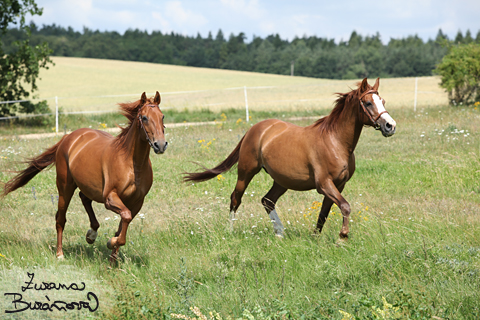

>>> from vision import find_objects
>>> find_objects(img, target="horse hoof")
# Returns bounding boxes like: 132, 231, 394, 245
107, 238, 113, 250
107, 237, 117, 250
86, 229, 98, 244
275, 233, 284, 239
57, 254, 64, 260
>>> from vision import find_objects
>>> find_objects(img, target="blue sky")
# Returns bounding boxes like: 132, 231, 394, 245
29, 0, 479, 43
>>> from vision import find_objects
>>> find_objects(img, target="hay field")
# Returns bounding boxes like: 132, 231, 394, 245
35, 57, 448, 113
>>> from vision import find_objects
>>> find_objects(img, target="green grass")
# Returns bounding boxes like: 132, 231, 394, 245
0, 107, 329, 136
0, 103, 479, 319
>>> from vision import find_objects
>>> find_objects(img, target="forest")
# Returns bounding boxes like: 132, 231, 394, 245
3, 23, 480, 80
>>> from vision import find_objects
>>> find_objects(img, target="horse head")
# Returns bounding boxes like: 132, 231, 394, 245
358, 78, 396, 137
138, 91, 168, 154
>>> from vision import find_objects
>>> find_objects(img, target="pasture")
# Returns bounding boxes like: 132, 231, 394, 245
0, 58, 479, 319
0, 103, 479, 319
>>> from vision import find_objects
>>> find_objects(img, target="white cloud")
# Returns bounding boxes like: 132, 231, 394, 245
163, 1, 208, 34
220, 0, 265, 19
151, 11, 172, 33
28, 0, 480, 42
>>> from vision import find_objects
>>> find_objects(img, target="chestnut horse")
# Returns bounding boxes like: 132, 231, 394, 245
184, 78, 396, 239
2, 92, 167, 260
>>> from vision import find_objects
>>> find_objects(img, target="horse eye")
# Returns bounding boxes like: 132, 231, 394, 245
142, 115, 148, 122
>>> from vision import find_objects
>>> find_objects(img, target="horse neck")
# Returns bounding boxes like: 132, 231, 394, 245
124, 120, 151, 168
334, 99, 364, 155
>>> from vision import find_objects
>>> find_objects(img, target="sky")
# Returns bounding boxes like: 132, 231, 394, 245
28, 0, 480, 44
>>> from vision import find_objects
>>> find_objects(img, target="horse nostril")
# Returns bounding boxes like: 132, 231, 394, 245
386, 122, 392, 130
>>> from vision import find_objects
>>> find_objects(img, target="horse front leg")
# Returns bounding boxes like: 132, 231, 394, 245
315, 196, 334, 234
79, 192, 100, 244
317, 179, 351, 239
104, 192, 132, 257
315, 183, 346, 234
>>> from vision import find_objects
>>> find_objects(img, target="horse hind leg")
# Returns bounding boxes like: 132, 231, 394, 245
55, 181, 76, 259
229, 180, 246, 230
261, 182, 287, 238
229, 165, 260, 230
79, 192, 100, 244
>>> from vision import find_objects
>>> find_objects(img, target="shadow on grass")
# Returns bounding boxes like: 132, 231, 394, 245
0, 231, 150, 268
62, 241, 151, 268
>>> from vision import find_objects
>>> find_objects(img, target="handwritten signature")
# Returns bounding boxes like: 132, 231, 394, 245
3, 272, 98, 314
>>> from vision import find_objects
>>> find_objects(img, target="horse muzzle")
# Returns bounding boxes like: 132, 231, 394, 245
378, 114, 397, 137
379, 119, 396, 137
153, 140, 168, 154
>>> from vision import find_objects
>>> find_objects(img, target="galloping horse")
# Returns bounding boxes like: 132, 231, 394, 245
2, 92, 167, 260
184, 78, 396, 239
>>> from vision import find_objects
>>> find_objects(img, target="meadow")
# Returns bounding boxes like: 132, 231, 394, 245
0, 101, 479, 319
0, 58, 479, 319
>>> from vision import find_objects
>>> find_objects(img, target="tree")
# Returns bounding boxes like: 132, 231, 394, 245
0, 0, 52, 117
435, 43, 480, 105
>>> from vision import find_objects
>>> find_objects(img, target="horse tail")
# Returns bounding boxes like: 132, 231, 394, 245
184, 136, 245, 182
2, 137, 65, 197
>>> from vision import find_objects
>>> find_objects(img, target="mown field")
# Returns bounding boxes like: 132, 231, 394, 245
33, 57, 445, 112
0, 88, 479, 320
2, 56, 447, 136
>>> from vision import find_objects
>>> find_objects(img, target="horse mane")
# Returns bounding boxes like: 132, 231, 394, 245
313, 81, 367, 133
113, 97, 153, 152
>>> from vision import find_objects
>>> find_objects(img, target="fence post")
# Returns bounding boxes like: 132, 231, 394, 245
55, 96, 58, 134
244, 86, 249, 122
414, 77, 418, 112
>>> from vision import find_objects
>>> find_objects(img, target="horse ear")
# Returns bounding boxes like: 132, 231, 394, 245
154, 91, 161, 104
360, 78, 369, 92
140, 92, 147, 105
372, 78, 380, 91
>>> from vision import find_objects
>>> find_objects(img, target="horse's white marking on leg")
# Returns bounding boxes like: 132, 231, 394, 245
269, 209, 285, 238
229, 210, 237, 231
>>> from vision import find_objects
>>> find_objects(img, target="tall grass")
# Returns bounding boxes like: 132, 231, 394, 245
0, 104, 479, 319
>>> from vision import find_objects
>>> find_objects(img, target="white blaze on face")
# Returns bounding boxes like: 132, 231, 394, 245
372, 94, 396, 126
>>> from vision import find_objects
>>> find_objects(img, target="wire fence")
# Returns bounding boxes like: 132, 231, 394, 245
0, 77, 447, 133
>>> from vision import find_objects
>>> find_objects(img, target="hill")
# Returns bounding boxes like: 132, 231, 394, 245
37, 57, 446, 113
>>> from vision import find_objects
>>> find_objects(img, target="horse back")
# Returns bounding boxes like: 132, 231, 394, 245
56, 128, 115, 203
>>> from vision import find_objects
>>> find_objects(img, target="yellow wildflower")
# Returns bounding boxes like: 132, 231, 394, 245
339, 309, 355, 320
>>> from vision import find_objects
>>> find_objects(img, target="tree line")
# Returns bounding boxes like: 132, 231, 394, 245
3, 23, 479, 80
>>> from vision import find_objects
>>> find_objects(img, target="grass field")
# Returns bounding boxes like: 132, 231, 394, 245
0, 87, 479, 320
30, 57, 446, 112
